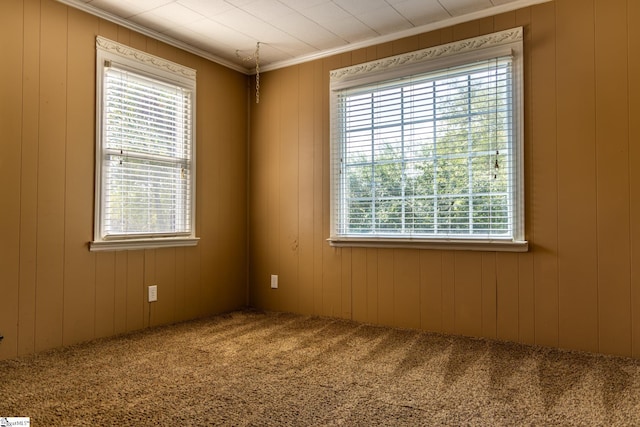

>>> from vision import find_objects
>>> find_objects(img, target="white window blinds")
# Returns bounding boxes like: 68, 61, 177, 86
102, 65, 193, 238
329, 28, 525, 249
92, 37, 197, 250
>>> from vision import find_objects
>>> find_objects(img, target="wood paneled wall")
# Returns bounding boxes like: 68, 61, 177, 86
0, 0, 248, 361
248, 0, 640, 358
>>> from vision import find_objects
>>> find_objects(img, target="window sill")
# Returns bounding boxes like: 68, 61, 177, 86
89, 237, 199, 252
328, 237, 528, 252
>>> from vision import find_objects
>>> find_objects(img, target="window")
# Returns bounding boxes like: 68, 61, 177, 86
91, 37, 198, 251
329, 28, 527, 251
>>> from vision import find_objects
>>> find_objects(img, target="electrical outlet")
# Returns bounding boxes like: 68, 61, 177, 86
270, 275, 278, 289
148, 285, 158, 302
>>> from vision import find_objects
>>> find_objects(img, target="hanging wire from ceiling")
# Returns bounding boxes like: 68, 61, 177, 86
236, 42, 261, 104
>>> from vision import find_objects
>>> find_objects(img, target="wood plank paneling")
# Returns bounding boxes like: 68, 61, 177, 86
442, 252, 455, 334
454, 252, 482, 337
341, 248, 352, 319
518, 254, 535, 345
268, 71, 284, 311
478, 17, 494, 35
213, 64, 233, 314
63, 7, 97, 347
420, 251, 442, 331
452, 20, 480, 40
95, 252, 116, 337
493, 11, 516, 31
1, 0, 248, 361
377, 249, 394, 325
214, 67, 246, 312
195, 59, 219, 314
17, 0, 40, 357
114, 252, 128, 334
126, 252, 144, 331
298, 61, 315, 315
394, 250, 420, 329
143, 250, 156, 327
312, 60, 325, 317
351, 248, 368, 322
249, 72, 271, 309
496, 253, 519, 342
366, 248, 379, 324
515, 5, 535, 348
35, 0, 67, 352
0, 0, 23, 360
481, 253, 497, 338
630, 0, 640, 359
174, 247, 186, 321
156, 249, 176, 326
594, 0, 631, 356
530, 0, 559, 349
7, 0, 640, 361
279, 66, 300, 312
419, 29, 441, 50
392, 36, 419, 55
241, 0, 640, 360
183, 246, 201, 320
321, 55, 342, 317
556, 0, 599, 353
232, 70, 248, 309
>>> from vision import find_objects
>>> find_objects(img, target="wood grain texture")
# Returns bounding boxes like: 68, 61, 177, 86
594, 0, 631, 357
0, 0, 23, 360
394, 250, 420, 329
453, 252, 482, 337
17, 0, 41, 357
630, 0, 640, 359
63, 8, 98, 347
279, 66, 300, 313
0, 0, 247, 361
298, 61, 316, 315
35, 0, 67, 352
556, 0, 599, 353
530, 0, 559, 349
420, 251, 442, 332
5, 0, 640, 361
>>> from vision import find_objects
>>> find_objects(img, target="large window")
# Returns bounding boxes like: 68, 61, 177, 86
330, 28, 526, 251
91, 37, 197, 251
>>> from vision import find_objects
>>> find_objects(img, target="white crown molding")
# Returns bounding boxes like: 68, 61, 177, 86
97, 36, 197, 79
59, 0, 549, 75
330, 27, 522, 82
259, 0, 548, 73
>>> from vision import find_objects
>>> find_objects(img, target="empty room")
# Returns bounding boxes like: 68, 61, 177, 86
2, 0, 640, 424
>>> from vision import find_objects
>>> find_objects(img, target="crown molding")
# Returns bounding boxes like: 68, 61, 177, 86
58, 0, 550, 75
96, 36, 197, 79
259, 0, 548, 73
330, 27, 522, 82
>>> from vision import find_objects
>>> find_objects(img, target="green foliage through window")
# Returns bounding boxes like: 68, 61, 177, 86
336, 57, 515, 239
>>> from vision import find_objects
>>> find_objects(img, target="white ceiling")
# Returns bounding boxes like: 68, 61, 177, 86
60, 0, 550, 73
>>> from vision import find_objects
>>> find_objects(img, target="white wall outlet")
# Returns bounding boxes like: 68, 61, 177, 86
148, 285, 158, 302
270, 275, 278, 289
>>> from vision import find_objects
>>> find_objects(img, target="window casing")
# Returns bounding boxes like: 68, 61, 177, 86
330, 28, 527, 251
91, 37, 197, 251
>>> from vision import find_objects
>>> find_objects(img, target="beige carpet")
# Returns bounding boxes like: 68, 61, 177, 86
1, 309, 640, 426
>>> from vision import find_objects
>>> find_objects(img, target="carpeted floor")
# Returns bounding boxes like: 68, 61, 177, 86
1, 309, 640, 426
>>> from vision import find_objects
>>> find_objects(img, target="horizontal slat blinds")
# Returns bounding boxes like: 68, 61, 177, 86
102, 65, 193, 238
333, 56, 516, 240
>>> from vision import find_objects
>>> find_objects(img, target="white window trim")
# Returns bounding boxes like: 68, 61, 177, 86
329, 27, 527, 252
90, 36, 198, 252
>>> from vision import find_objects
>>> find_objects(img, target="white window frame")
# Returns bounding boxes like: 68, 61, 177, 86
90, 36, 198, 251
329, 28, 527, 252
